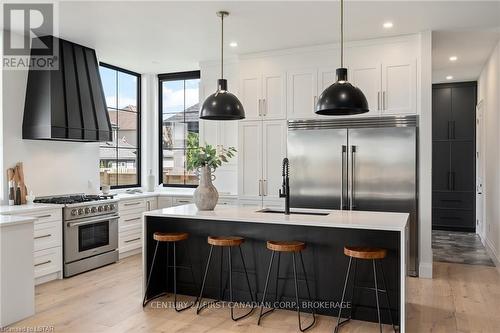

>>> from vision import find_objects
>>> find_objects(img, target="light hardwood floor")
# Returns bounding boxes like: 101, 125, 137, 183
9, 255, 500, 332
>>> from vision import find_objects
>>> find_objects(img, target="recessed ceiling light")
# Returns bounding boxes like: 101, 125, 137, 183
446, 75, 453, 80
229, 41, 238, 47
449, 56, 458, 62
383, 22, 393, 29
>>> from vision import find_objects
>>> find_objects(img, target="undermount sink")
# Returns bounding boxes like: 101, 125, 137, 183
256, 208, 330, 216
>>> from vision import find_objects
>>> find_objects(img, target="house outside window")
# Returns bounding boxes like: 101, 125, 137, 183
99, 63, 141, 188
158, 71, 200, 187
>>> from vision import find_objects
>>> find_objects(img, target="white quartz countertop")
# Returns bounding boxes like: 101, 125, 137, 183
0, 214, 36, 227
144, 204, 409, 232
0, 203, 64, 215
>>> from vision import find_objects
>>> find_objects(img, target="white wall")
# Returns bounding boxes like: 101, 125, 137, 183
1, 32, 101, 203
478, 40, 500, 263
418, 31, 433, 278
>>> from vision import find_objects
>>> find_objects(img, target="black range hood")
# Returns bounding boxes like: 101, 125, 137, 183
23, 36, 112, 142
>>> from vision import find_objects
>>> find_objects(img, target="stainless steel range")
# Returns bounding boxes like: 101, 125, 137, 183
34, 194, 119, 277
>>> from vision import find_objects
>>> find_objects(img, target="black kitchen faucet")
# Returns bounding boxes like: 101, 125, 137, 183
279, 157, 290, 215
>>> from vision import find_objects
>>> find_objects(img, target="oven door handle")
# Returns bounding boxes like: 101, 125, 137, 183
67, 214, 119, 228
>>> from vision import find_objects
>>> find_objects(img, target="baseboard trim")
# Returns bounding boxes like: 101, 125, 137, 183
419, 261, 433, 278
483, 237, 500, 269
119, 247, 141, 260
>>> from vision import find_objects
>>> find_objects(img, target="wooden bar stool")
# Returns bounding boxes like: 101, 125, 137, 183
258, 240, 316, 332
335, 246, 396, 333
196, 236, 255, 321
142, 232, 196, 312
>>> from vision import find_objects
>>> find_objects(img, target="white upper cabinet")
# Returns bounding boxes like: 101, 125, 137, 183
240, 76, 262, 120
262, 72, 286, 120
238, 121, 263, 198
381, 60, 416, 115
262, 120, 287, 198
240, 69, 286, 121
349, 63, 382, 116
287, 68, 318, 120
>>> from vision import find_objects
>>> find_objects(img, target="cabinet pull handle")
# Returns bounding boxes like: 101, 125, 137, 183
124, 237, 141, 243
34, 234, 52, 240
36, 214, 51, 219
258, 180, 262, 196
258, 99, 262, 116
124, 202, 141, 206
263, 180, 267, 196
35, 260, 52, 267
377, 92, 381, 111
382, 91, 386, 110
263, 98, 267, 116
124, 217, 141, 222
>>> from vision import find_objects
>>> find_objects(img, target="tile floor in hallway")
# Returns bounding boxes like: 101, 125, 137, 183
432, 230, 495, 266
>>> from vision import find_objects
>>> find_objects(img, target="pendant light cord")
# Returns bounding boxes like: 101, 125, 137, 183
340, 0, 344, 68
221, 13, 224, 79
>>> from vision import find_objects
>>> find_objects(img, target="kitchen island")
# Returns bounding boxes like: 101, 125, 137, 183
143, 204, 409, 331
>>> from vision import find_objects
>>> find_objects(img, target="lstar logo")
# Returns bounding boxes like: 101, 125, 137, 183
3, 3, 53, 55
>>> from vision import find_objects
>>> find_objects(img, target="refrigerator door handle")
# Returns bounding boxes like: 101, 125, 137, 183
350, 145, 357, 210
341, 145, 347, 210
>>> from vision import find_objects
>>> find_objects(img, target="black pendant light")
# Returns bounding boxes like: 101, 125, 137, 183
315, 0, 368, 116
200, 11, 245, 120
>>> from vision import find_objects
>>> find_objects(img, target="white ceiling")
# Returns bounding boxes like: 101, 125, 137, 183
18, 1, 500, 74
432, 30, 500, 84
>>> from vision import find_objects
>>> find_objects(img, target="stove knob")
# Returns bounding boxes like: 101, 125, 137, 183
103, 205, 109, 211
98, 206, 103, 212
85, 207, 91, 214
71, 209, 77, 216
78, 208, 84, 215
91, 207, 97, 213
109, 204, 115, 210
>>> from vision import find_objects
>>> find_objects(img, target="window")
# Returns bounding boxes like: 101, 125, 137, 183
158, 71, 200, 187
99, 63, 141, 189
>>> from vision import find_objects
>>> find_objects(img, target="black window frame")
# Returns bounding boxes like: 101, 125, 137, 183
158, 70, 201, 188
99, 62, 142, 189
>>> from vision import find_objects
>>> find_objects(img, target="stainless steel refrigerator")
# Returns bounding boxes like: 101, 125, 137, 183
288, 115, 418, 276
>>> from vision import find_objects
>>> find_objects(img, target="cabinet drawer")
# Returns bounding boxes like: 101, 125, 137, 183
119, 229, 142, 253
218, 198, 237, 206
19, 209, 61, 224
34, 220, 62, 251
119, 212, 142, 232
119, 199, 146, 212
433, 192, 474, 210
34, 247, 62, 278
172, 197, 193, 206
432, 209, 474, 230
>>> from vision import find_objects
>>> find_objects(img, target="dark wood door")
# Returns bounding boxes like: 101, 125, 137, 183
432, 141, 450, 191
451, 85, 476, 140
432, 87, 452, 140
450, 141, 475, 192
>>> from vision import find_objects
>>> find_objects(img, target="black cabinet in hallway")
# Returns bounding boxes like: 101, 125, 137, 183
432, 82, 476, 232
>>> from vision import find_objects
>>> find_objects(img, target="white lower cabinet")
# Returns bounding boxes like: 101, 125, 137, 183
158, 196, 173, 209
172, 196, 194, 206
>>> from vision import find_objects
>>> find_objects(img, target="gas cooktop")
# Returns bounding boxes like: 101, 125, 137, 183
34, 194, 115, 205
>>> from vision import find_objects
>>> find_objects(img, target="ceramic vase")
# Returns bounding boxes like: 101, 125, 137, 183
193, 165, 219, 210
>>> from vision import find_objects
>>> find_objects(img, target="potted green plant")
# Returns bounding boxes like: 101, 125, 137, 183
187, 136, 236, 210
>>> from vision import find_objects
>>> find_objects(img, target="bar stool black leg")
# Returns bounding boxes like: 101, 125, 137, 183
143, 240, 168, 307
172, 242, 193, 312
348, 259, 358, 320
258, 250, 275, 324
335, 256, 352, 332
373, 259, 383, 333
292, 252, 315, 332
196, 245, 214, 314
379, 261, 397, 332
229, 246, 255, 321
275, 252, 281, 304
